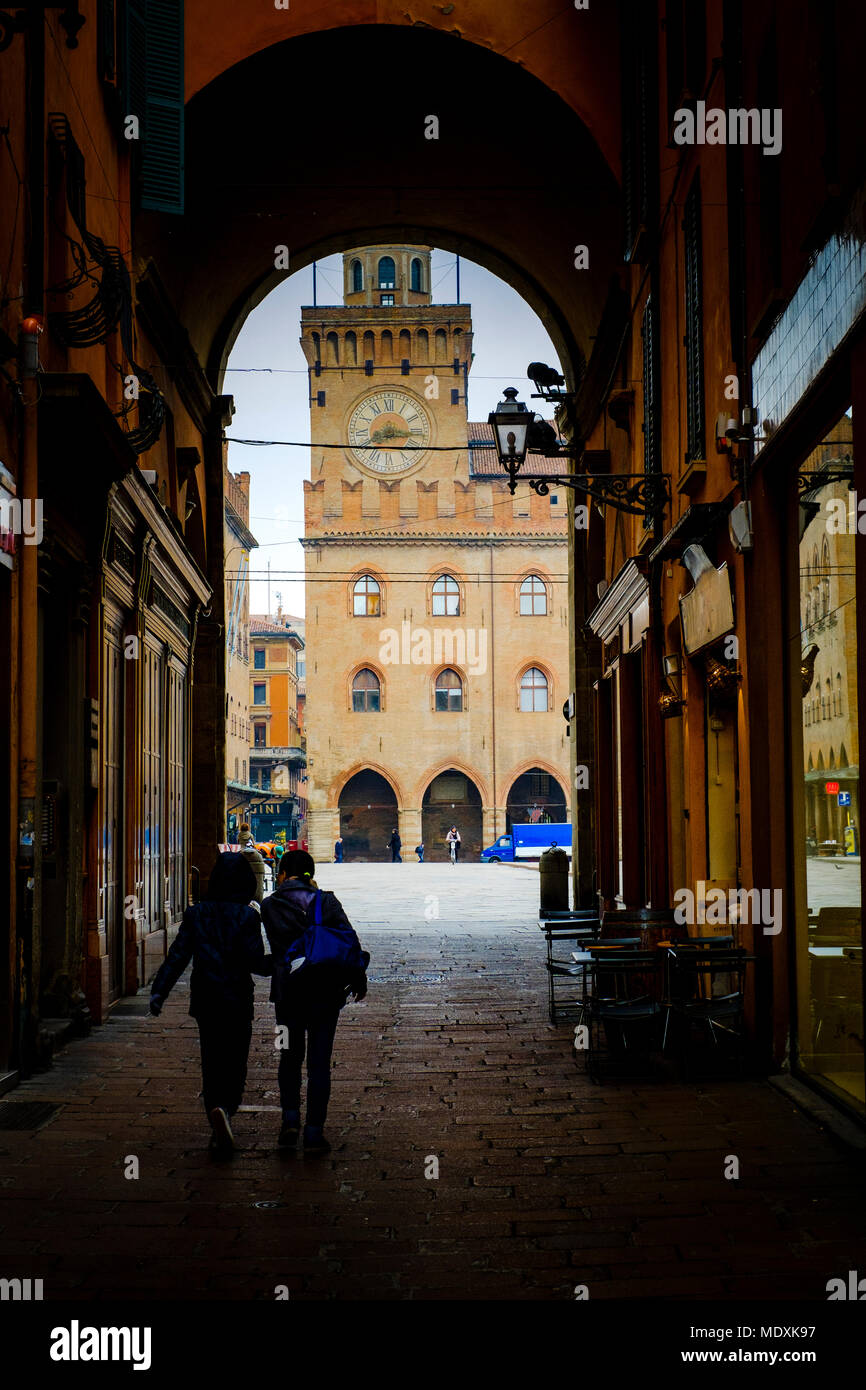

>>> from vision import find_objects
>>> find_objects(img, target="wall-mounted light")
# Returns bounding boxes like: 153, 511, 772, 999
659, 652, 685, 717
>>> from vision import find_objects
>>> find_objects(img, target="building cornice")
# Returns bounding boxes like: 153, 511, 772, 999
301, 533, 568, 547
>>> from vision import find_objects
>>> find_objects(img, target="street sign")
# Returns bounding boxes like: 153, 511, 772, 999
825, 781, 840, 794
838, 791, 851, 807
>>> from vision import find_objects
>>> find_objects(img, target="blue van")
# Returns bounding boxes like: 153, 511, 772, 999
480, 822, 572, 862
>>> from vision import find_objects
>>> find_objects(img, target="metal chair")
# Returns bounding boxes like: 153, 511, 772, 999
584, 950, 662, 1080
662, 946, 754, 1076
543, 920, 601, 1022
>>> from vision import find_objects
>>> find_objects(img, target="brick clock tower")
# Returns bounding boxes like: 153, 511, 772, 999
301, 245, 570, 863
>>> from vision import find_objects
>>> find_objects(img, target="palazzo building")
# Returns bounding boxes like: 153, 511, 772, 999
301, 246, 570, 862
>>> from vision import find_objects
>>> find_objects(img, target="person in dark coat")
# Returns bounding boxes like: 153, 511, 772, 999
388, 828, 402, 863
334, 836, 344, 863
262, 850, 369, 1155
149, 853, 271, 1154
238, 823, 266, 902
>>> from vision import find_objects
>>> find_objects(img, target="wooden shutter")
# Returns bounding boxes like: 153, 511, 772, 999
683, 176, 705, 462
141, 0, 185, 214
641, 293, 660, 528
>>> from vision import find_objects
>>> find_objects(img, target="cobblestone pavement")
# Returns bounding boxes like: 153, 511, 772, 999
1, 866, 865, 1301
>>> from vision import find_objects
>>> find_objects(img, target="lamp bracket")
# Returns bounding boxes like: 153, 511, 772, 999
513, 462, 671, 518
797, 467, 854, 495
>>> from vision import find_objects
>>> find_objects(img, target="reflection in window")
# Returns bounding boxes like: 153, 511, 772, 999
432, 574, 460, 616
353, 575, 381, 616
352, 668, 381, 712
795, 404, 862, 1114
520, 575, 547, 615
435, 668, 463, 712
520, 667, 549, 711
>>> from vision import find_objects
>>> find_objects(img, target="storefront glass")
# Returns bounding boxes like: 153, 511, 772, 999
792, 406, 864, 1112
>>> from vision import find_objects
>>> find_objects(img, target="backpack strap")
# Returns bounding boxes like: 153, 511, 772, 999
314, 889, 323, 926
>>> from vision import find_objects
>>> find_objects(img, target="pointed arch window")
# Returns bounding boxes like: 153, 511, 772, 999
435, 668, 463, 712
520, 667, 549, 711
432, 574, 460, 616
353, 575, 381, 616
378, 256, 396, 289
519, 574, 547, 615
352, 668, 381, 712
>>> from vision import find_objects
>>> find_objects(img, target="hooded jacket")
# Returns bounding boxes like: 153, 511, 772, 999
150, 853, 271, 1019
261, 878, 369, 1019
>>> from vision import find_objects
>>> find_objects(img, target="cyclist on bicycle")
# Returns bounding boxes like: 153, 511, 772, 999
446, 825, 461, 864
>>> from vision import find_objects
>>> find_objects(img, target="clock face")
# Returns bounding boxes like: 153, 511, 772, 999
347, 390, 432, 472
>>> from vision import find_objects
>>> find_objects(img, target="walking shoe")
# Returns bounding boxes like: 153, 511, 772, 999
303, 1125, 331, 1155
208, 1107, 234, 1152
278, 1109, 300, 1149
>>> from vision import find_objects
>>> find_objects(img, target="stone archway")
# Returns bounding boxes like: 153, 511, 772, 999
506, 767, 568, 830
339, 769, 399, 862
422, 770, 483, 862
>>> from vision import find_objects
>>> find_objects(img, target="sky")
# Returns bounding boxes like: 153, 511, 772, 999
224, 249, 563, 617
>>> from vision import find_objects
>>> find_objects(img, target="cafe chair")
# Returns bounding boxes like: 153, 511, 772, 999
662, 946, 753, 1078
544, 920, 602, 1023
584, 951, 662, 1081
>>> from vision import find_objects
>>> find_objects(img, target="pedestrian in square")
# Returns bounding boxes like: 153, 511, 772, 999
238, 822, 266, 902
334, 835, 344, 863
149, 852, 271, 1154
415, 842, 424, 862
388, 828, 402, 862
262, 850, 369, 1155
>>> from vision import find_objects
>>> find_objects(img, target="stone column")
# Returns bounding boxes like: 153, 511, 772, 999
399, 807, 423, 856
308, 807, 340, 863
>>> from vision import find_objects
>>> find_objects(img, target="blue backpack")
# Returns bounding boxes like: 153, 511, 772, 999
285, 890, 366, 976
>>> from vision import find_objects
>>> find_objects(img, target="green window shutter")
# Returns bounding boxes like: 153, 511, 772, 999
141, 0, 185, 214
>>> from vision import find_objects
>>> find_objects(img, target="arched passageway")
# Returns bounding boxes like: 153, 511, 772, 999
339, 771, 399, 862
506, 769, 568, 830
422, 771, 483, 861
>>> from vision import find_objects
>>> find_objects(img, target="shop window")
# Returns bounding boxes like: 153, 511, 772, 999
435, 668, 463, 712
791, 404, 862, 1114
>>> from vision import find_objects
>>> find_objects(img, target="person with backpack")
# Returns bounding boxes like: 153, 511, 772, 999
262, 849, 369, 1155
149, 852, 271, 1154
387, 828, 402, 863
415, 841, 424, 862
238, 823, 266, 902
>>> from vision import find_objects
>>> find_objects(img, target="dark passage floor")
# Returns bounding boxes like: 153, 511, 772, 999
1, 928, 865, 1301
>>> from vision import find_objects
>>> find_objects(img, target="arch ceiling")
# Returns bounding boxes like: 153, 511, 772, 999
137, 24, 621, 390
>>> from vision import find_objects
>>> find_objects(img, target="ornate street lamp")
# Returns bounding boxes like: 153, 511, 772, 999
489, 379, 671, 519
488, 388, 531, 492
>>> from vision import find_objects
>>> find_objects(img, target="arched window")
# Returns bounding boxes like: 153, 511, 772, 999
353, 575, 381, 616
378, 255, 396, 289
519, 574, 547, 615
351, 259, 363, 293
345, 330, 357, 366
352, 668, 381, 712
825, 678, 832, 718
326, 332, 339, 366
821, 540, 831, 616
411, 257, 423, 292
432, 574, 460, 616
837, 673, 843, 717
416, 328, 429, 363
520, 667, 549, 712
435, 668, 463, 712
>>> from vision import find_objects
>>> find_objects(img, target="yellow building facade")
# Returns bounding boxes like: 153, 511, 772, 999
302, 247, 570, 862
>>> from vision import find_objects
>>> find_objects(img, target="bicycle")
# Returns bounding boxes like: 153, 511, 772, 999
449, 840, 458, 865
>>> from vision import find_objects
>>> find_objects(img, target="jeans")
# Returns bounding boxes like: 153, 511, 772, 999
197, 1013, 253, 1117
276, 1008, 340, 1127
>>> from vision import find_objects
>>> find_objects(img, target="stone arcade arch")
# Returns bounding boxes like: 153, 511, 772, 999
338, 769, 400, 862
506, 767, 568, 830
422, 770, 484, 862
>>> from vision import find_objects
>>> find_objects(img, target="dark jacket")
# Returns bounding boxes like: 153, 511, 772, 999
150, 853, 271, 1019
261, 879, 368, 1019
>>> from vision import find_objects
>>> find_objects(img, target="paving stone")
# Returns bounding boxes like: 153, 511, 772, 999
0, 864, 864, 1299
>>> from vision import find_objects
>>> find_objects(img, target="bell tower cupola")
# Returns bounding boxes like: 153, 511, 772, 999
343, 245, 433, 308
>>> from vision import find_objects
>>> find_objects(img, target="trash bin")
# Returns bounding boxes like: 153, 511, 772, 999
539, 844, 570, 915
